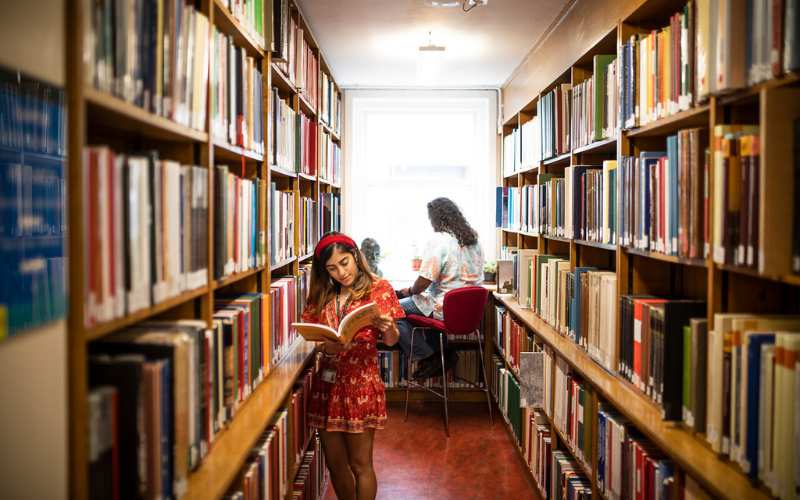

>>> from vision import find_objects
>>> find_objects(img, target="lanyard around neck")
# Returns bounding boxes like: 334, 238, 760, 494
335, 292, 352, 324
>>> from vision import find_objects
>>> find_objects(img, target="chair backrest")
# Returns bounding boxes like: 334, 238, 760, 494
441, 286, 490, 335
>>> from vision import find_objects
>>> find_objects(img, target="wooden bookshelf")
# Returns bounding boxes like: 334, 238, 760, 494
495, 1, 800, 498
67, 0, 344, 496
84, 86, 209, 142
493, 295, 768, 499
183, 341, 315, 500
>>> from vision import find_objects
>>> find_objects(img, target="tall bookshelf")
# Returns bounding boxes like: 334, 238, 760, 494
65, 0, 342, 497
493, 0, 800, 498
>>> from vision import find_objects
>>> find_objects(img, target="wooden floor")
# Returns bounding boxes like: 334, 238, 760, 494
321, 400, 540, 500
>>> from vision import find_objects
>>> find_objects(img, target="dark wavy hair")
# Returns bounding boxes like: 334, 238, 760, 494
306, 231, 374, 317
427, 197, 478, 247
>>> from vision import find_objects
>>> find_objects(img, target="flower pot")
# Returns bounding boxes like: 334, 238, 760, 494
411, 259, 422, 271
483, 272, 496, 283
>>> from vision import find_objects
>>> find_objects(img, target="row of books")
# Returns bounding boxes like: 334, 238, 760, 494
210, 32, 265, 155
375, 348, 485, 389
561, 164, 618, 244
319, 132, 341, 185
270, 90, 297, 172
524, 411, 592, 500
319, 192, 342, 237
597, 403, 675, 500
543, 346, 594, 471
619, 130, 708, 258
0, 77, 67, 156
270, 185, 295, 264
83, 147, 208, 327
269, 274, 306, 367
491, 355, 523, 447
83, 0, 209, 131
620, 3, 696, 129
213, 166, 267, 281
296, 114, 318, 176
711, 125, 760, 267
494, 305, 523, 373
0, 156, 67, 338
298, 196, 318, 257
571, 55, 618, 151
705, 315, 800, 500
289, 445, 324, 500
88, 317, 242, 499
291, 369, 313, 466
618, 296, 706, 421
509, 250, 619, 372
224, 409, 293, 500
320, 72, 341, 134
274, 15, 320, 111
220, 0, 267, 49
494, 184, 539, 235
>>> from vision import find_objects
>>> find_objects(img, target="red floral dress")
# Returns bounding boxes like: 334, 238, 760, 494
301, 277, 404, 433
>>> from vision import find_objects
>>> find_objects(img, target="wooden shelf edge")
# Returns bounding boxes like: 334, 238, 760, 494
271, 62, 297, 94
624, 247, 707, 267
490, 294, 770, 500
572, 135, 618, 155
543, 152, 572, 165
298, 93, 317, 117
540, 407, 594, 481
270, 256, 298, 271
297, 172, 315, 181
182, 341, 316, 500
212, 0, 266, 58
575, 239, 617, 251
84, 86, 209, 142
717, 71, 800, 106
625, 104, 710, 138
84, 285, 210, 341
270, 165, 298, 178
212, 138, 265, 162
544, 234, 571, 244
213, 266, 265, 290
716, 263, 800, 287
321, 122, 341, 142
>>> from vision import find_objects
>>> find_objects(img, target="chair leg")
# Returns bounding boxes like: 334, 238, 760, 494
439, 332, 449, 437
476, 331, 494, 426
404, 327, 416, 423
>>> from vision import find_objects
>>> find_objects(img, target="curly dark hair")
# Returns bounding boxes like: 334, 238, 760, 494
427, 197, 478, 247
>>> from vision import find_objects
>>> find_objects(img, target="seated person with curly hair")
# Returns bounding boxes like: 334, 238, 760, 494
395, 197, 484, 380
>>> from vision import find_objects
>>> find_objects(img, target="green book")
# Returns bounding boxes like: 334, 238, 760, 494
593, 54, 617, 141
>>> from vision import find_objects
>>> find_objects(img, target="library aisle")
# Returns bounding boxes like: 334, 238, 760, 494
322, 402, 538, 499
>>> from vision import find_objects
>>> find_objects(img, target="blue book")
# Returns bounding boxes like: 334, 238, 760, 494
639, 152, 666, 250
656, 459, 675, 499
571, 267, 601, 344
744, 332, 776, 476
597, 409, 607, 493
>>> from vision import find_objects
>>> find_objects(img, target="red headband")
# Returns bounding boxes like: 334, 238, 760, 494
315, 235, 357, 259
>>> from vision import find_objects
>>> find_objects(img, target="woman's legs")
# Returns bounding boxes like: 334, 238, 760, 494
318, 429, 356, 500
344, 428, 377, 500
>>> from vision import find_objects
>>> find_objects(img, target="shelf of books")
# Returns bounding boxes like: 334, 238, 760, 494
495, 0, 800, 498
67, 0, 343, 497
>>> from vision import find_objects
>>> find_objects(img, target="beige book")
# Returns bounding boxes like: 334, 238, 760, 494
293, 302, 380, 344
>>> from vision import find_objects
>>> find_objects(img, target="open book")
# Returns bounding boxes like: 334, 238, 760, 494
292, 302, 381, 344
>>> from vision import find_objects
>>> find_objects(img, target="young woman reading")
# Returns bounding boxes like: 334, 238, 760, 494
299, 231, 403, 500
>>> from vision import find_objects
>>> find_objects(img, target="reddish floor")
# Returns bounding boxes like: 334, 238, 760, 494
321, 400, 539, 500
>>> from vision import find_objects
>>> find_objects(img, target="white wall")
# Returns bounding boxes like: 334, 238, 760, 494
0, 0, 68, 498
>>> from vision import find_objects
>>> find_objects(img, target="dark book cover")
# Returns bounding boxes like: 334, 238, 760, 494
660, 300, 707, 421
89, 354, 146, 500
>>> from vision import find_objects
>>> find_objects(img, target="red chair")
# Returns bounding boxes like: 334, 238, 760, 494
404, 286, 494, 436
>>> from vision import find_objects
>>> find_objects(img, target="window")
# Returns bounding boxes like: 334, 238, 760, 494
344, 90, 497, 281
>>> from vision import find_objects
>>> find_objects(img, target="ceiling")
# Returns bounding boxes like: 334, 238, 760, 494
294, 0, 571, 89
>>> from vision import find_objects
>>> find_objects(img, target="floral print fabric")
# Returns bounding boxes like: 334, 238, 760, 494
412, 232, 484, 320
301, 277, 404, 433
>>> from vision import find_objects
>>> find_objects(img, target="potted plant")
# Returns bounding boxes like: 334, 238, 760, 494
483, 261, 497, 283
411, 240, 422, 271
